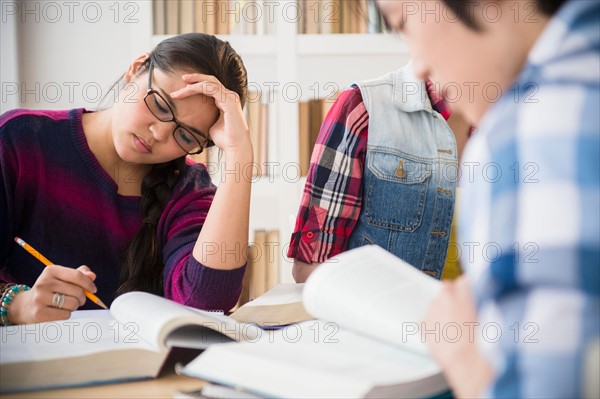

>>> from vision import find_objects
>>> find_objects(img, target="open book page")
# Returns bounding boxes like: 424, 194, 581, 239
182, 321, 446, 399
303, 245, 441, 354
0, 312, 167, 393
110, 292, 261, 351
0, 314, 155, 364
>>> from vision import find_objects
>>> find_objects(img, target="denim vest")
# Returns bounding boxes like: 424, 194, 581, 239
347, 66, 457, 278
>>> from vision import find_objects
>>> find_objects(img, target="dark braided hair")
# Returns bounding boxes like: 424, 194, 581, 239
116, 33, 248, 296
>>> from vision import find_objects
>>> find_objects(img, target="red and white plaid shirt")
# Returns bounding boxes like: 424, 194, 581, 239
288, 81, 452, 263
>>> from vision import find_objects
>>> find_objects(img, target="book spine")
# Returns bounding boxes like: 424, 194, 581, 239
180, 0, 195, 34
304, 0, 320, 34
259, 100, 269, 176
215, 0, 230, 34
298, 100, 310, 177
250, 229, 267, 299
246, 92, 262, 176
265, 230, 280, 290
166, 0, 180, 34
195, 0, 207, 32
204, 0, 217, 34
153, 0, 166, 35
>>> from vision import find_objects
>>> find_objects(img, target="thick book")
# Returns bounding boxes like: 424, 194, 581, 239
0, 292, 261, 393
180, 245, 450, 398
229, 283, 314, 328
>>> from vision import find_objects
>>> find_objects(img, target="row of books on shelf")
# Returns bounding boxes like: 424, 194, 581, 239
298, 0, 386, 34
237, 229, 280, 307
153, 0, 385, 36
154, 0, 275, 36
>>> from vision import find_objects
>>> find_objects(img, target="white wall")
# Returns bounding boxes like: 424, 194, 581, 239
1, 0, 20, 113
1, 0, 148, 112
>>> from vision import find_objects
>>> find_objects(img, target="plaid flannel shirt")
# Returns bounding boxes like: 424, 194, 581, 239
459, 1, 600, 396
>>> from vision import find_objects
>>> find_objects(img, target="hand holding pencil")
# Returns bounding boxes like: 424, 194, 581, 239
7, 237, 107, 325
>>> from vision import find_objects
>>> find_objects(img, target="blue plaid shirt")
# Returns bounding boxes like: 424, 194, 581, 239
458, 1, 600, 397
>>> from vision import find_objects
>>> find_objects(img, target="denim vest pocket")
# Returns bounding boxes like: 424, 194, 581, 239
365, 149, 431, 232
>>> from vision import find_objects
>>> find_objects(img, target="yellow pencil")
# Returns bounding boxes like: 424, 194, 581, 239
14, 237, 108, 310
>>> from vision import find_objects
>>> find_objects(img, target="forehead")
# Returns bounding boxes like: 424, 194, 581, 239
150, 66, 186, 88
149, 67, 219, 127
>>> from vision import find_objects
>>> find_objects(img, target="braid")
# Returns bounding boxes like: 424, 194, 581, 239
116, 159, 184, 296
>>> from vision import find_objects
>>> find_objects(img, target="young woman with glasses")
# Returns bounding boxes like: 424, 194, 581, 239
0, 33, 252, 325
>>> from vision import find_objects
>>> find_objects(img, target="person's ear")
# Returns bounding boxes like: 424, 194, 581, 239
123, 53, 151, 83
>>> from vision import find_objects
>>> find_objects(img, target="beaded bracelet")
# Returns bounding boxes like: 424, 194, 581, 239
0, 284, 30, 327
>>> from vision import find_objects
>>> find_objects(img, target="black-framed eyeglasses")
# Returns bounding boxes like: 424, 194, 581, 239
143, 61, 213, 155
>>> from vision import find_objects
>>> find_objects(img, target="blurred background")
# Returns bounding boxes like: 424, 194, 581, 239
0, 0, 409, 287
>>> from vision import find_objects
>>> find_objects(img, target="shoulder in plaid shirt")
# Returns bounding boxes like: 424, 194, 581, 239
459, 1, 600, 397
287, 80, 451, 264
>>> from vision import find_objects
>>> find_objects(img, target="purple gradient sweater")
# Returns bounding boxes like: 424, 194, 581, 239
0, 108, 245, 311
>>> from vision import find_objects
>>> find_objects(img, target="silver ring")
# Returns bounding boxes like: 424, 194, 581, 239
52, 293, 66, 310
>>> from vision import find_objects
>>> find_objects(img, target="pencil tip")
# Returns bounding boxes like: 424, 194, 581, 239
97, 299, 109, 310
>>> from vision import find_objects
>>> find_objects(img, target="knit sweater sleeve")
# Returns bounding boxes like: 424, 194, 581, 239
158, 163, 245, 312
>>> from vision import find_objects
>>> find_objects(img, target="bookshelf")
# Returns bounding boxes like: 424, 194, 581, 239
132, 1, 410, 284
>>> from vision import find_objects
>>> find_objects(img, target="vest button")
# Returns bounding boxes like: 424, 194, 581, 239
395, 160, 406, 178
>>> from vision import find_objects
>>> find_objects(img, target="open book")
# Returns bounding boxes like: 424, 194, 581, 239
0, 292, 262, 393
180, 245, 449, 398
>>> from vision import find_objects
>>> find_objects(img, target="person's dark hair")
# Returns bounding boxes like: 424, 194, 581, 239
442, 0, 568, 31
116, 33, 248, 297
